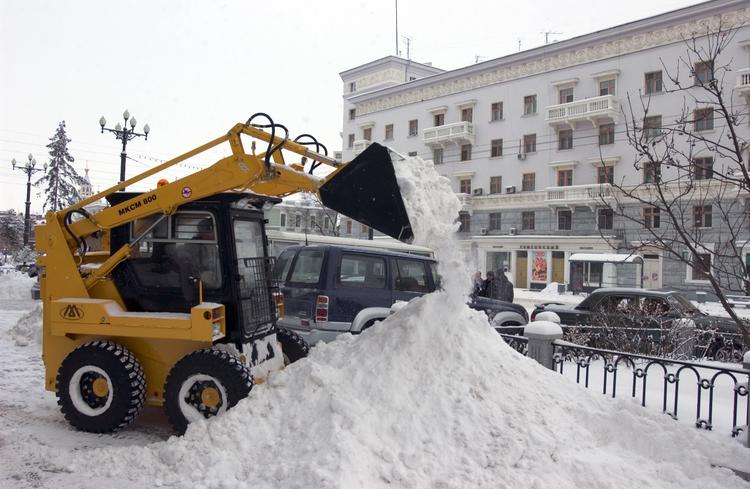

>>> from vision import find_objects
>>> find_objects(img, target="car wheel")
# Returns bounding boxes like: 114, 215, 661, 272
712, 344, 743, 363
56, 340, 146, 433
164, 348, 253, 434
275, 327, 310, 365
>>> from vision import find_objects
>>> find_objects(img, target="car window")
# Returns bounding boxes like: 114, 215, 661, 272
288, 249, 324, 285
594, 295, 636, 313
640, 297, 671, 315
395, 259, 428, 292
273, 249, 296, 282
338, 254, 386, 289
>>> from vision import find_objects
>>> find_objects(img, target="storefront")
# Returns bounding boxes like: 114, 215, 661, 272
568, 253, 643, 292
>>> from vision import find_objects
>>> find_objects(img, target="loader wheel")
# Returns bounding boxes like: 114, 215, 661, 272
275, 327, 310, 365
164, 348, 253, 434
56, 340, 146, 433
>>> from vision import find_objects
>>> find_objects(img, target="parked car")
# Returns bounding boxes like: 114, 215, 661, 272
531, 287, 744, 362
273, 245, 528, 345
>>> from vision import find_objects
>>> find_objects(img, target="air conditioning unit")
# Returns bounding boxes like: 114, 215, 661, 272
480, 228, 488, 235
473, 188, 484, 196
506, 185, 516, 194
517, 153, 526, 160
509, 227, 518, 236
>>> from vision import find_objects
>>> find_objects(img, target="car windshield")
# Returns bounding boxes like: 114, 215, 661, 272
666, 293, 700, 314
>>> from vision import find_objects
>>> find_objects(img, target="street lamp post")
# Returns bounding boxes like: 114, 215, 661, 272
99, 109, 150, 189
11, 154, 45, 247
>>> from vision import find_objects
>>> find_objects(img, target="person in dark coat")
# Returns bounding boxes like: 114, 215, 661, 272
483, 271, 501, 300
472, 271, 484, 298
496, 268, 514, 303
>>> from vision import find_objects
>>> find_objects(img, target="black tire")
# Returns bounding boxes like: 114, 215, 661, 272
164, 348, 253, 434
56, 340, 146, 433
275, 327, 310, 365
712, 344, 743, 363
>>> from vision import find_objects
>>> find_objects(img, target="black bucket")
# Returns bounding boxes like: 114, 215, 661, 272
319, 143, 413, 243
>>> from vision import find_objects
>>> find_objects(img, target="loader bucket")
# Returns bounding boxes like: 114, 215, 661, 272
319, 142, 413, 243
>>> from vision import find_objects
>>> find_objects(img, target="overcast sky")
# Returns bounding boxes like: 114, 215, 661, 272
0, 0, 703, 213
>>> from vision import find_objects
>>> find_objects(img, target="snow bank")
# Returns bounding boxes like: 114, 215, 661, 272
63, 155, 749, 488
0, 271, 35, 301
540, 282, 562, 295
10, 304, 42, 347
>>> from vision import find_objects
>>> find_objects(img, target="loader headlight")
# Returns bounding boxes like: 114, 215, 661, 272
212, 321, 222, 339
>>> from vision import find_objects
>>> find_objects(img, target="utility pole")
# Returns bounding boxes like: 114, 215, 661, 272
395, 0, 399, 55
11, 154, 45, 247
99, 109, 150, 189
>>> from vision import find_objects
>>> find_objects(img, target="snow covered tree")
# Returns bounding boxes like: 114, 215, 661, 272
0, 210, 24, 253
35, 121, 86, 211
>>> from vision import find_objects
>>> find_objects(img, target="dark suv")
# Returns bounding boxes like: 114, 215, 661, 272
273, 245, 527, 344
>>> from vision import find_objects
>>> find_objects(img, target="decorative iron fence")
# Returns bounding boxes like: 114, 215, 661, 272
499, 333, 750, 442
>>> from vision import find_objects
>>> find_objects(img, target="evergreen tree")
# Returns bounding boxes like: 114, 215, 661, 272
0, 209, 24, 253
35, 121, 86, 211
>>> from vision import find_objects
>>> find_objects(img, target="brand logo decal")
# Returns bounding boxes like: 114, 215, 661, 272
181, 187, 192, 198
60, 304, 84, 320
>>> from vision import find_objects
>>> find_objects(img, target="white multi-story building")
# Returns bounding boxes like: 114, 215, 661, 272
340, 0, 750, 294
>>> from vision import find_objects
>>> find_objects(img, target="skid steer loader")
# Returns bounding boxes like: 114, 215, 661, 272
36, 113, 413, 434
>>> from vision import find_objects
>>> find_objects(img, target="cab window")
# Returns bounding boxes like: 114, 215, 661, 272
338, 254, 386, 289
288, 249, 324, 285
273, 249, 296, 283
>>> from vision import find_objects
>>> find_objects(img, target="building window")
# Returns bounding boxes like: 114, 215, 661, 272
361, 223, 368, 234
490, 176, 502, 194
559, 87, 574, 104
558, 129, 573, 150
295, 215, 301, 227
491, 102, 503, 121
694, 61, 714, 86
599, 123, 615, 145
460, 144, 472, 161
324, 217, 330, 230
522, 173, 536, 191
310, 216, 316, 229
346, 220, 352, 234
521, 211, 535, 230
557, 169, 573, 187
408, 119, 418, 136
693, 205, 712, 228
384, 124, 393, 140
523, 134, 536, 153
523, 95, 537, 115
597, 208, 613, 230
347, 133, 355, 149
489, 212, 502, 230
433, 147, 443, 165
645, 71, 663, 94
349, 81, 356, 92
459, 178, 472, 194
643, 162, 660, 183
461, 107, 473, 123
597, 165, 614, 184
363, 127, 372, 141
644, 115, 662, 139
691, 253, 711, 281
644, 207, 660, 229
491, 139, 503, 157
458, 212, 471, 232
434, 113, 444, 126
599, 79, 616, 96
693, 157, 713, 180
694, 108, 713, 132
280, 214, 286, 227
558, 210, 572, 230
349, 108, 356, 120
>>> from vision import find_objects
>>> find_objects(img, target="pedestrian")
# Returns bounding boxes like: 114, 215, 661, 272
496, 268, 514, 303
483, 271, 500, 300
472, 271, 484, 297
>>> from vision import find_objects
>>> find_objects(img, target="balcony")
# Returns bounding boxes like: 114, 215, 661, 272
546, 95, 619, 126
457, 193, 473, 213
737, 68, 750, 96
545, 183, 614, 209
352, 139, 371, 155
422, 121, 475, 147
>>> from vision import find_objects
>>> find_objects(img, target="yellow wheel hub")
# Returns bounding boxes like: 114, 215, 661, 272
200, 386, 221, 408
92, 377, 109, 398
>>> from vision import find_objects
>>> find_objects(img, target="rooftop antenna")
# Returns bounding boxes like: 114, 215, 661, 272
395, 0, 399, 56
517, 38, 522, 52
402, 35, 413, 60
475, 54, 488, 64
541, 31, 562, 44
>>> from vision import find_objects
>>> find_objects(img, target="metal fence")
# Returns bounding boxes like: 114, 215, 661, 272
499, 333, 750, 442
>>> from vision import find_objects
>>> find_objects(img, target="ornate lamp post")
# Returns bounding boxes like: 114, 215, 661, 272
99, 109, 150, 189
11, 154, 46, 247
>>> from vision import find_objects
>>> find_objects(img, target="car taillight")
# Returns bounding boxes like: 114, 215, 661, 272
273, 292, 285, 319
530, 310, 537, 321
316, 295, 329, 322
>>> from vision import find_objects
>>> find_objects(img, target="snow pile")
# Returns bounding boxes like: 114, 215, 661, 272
540, 282, 562, 295
0, 270, 35, 300
63, 156, 749, 488
10, 304, 42, 347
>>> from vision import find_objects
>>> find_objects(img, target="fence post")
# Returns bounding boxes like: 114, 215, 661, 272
524, 320, 564, 370
744, 352, 750, 448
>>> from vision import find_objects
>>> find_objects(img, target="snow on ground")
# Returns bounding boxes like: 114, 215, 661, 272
1, 156, 750, 488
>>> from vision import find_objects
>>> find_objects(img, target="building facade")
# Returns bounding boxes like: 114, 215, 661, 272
340, 0, 750, 294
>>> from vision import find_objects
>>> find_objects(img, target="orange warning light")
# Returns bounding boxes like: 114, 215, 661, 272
157, 178, 169, 187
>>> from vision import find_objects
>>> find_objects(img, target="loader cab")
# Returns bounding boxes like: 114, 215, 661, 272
107, 192, 281, 344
